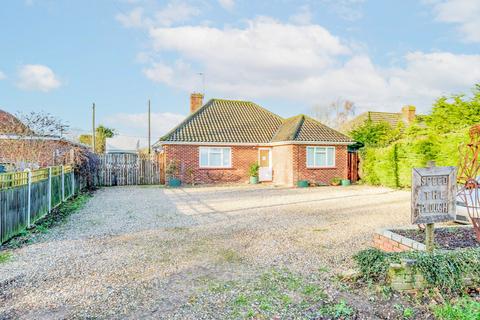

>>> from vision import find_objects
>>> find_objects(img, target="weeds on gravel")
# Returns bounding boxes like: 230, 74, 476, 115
218, 248, 243, 263
189, 268, 356, 319
0, 251, 12, 264
317, 300, 355, 319
2, 193, 91, 249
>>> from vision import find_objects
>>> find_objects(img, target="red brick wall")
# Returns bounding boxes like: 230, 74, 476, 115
163, 144, 350, 186
0, 139, 76, 168
163, 145, 259, 184
373, 234, 412, 252
292, 144, 348, 185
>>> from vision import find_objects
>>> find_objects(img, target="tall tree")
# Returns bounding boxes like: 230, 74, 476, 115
425, 85, 480, 134
309, 99, 356, 129
79, 125, 116, 153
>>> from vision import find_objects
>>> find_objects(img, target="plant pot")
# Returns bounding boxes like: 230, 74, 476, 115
168, 177, 181, 187
250, 176, 259, 184
341, 179, 351, 186
297, 180, 309, 188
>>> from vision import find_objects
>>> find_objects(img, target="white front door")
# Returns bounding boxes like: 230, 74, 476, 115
258, 148, 272, 181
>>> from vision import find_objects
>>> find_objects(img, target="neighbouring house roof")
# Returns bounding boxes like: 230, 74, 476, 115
0, 109, 31, 135
343, 112, 402, 132
157, 99, 353, 145
341, 108, 424, 133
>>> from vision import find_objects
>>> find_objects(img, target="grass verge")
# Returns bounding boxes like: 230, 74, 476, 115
0, 251, 12, 264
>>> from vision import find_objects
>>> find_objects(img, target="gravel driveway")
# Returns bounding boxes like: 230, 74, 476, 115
0, 185, 411, 319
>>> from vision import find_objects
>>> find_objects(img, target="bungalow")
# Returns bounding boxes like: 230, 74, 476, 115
154, 94, 355, 186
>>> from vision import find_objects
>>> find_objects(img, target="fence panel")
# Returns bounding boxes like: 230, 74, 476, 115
0, 183, 29, 243
30, 169, 49, 222
51, 167, 63, 209
98, 153, 160, 186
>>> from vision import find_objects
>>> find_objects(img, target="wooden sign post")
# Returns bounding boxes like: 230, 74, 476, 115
411, 161, 456, 252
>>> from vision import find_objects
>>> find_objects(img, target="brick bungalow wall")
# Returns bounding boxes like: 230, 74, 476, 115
164, 144, 349, 186
292, 144, 348, 185
163, 144, 259, 184
272, 145, 293, 185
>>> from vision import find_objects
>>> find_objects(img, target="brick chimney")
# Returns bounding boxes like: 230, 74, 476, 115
401, 105, 416, 124
190, 93, 204, 113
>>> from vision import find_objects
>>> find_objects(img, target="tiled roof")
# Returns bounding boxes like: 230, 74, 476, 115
160, 99, 284, 143
159, 99, 353, 144
0, 110, 30, 135
295, 116, 353, 142
367, 112, 402, 127
341, 111, 422, 133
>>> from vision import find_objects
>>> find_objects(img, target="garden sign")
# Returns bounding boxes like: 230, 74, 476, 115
411, 164, 456, 225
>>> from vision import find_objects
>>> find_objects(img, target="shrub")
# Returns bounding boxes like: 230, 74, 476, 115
330, 177, 341, 186
353, 248, 480, 294
249, 163, 259, 177
166, 160, 179, 179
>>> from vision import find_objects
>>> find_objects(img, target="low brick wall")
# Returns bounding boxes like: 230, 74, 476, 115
373, 228, 426, 252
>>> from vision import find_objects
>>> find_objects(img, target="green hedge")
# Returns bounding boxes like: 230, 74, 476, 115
360, 129, 469, 188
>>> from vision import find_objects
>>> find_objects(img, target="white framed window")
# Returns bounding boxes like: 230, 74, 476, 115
306, 146, 335, 168
199, 147, 232, 168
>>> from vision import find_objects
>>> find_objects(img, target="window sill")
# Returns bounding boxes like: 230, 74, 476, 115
199, 167, 234, 170
306, 167, 337, 169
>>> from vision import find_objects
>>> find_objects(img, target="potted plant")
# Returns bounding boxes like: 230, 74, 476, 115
297, 180, 309, 188
166, 160, 181, 187
249, 162, 259, 184
330, 177, 341, 186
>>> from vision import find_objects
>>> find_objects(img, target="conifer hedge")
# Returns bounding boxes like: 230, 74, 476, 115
360, 129, 469, 188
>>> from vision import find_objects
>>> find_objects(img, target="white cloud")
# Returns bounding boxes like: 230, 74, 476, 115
218, 0, 234, 10
141, 17, 480, 111
289, 5, 312, 25
116, 7, 146, 28
429, 0, 480, 43
16, 64, 61, 92
0, 70, 6, 80
116, 2, 200, 28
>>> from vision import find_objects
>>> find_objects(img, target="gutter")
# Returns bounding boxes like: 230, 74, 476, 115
155, 140, 355, 147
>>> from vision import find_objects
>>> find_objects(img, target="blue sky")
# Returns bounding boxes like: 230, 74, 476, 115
1, 0, 480, 145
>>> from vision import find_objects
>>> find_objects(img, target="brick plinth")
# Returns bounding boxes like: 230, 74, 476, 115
373, 229, 426, 252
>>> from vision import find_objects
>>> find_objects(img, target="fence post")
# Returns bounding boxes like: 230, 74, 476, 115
48, 167, 52, 212
26, 169, 32, 228
61, 165, 65, 202
72, 170, 75, 196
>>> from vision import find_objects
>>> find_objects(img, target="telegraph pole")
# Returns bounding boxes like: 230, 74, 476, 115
148, 99, 151, 155
92, 103, 96, 153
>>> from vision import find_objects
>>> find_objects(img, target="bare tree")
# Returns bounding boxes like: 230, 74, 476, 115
0, 111, 71, 169
309, 99, 356, 129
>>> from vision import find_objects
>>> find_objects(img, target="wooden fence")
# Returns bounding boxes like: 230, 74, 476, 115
0, 165, 80, 243
97, 153, 160, 186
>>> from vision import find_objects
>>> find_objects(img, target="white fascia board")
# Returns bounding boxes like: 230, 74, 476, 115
156, 140, 354, 147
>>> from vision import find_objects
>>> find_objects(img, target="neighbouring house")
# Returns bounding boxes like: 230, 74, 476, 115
0, 109, 88, 170
105, 136, 140, 154
340, 105, 422, 133
154, 94, 355, 186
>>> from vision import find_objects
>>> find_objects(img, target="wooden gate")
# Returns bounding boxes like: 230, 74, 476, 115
348, 151, 359, 183
98, 153, 160, 186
